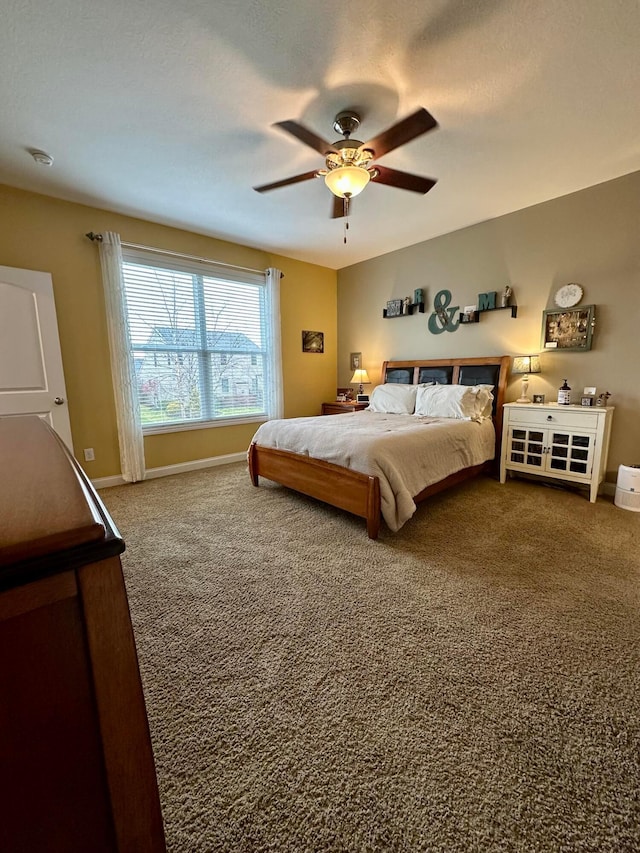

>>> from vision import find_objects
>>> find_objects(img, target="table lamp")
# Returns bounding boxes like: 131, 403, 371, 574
350, 368, 371, 397
512, 355, 541, 403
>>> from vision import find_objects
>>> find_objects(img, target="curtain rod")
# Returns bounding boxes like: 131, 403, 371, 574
85, 232, 282, 278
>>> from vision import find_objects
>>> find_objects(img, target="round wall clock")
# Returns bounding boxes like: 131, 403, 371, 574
554, 283, 583, 308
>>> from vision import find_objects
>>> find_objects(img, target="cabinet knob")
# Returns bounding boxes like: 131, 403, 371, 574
546, 415, 553, 421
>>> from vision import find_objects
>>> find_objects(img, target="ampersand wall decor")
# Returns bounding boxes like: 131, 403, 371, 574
428, 289, 460, 334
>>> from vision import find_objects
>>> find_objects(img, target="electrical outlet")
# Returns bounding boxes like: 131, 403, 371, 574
83, 448, 95, 462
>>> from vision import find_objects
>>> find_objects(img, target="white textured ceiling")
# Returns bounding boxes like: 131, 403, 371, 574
1, 0, 639, 269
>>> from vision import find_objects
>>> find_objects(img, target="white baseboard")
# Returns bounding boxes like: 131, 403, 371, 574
92, 451, 246, 490
93, 456, 619, 495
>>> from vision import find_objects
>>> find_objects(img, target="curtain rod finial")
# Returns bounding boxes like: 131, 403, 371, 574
86, 231, 103, 242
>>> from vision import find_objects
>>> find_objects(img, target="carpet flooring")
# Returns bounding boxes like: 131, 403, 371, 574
102, 465, 640, 852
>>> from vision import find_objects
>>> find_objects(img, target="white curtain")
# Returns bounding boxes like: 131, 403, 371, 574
265, 267, 284, 419
98, 232, 146, 482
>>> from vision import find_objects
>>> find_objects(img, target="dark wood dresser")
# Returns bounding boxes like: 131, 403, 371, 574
0, 416, 166, 852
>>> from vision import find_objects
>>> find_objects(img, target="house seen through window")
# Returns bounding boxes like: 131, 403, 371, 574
121, 254, 271, 429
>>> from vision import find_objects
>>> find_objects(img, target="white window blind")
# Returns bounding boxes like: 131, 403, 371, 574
121, 250, 271, 431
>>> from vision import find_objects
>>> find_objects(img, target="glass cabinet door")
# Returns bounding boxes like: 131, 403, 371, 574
508, 427, 544, 468
548, 431, 593, 477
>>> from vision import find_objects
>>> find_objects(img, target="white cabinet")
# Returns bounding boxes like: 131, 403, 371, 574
500, 403, 614, 502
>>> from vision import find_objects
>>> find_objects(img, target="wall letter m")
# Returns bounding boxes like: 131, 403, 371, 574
478, 291, 496, 311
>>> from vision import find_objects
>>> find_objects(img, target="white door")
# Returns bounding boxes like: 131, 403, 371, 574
0, 265, 73, 449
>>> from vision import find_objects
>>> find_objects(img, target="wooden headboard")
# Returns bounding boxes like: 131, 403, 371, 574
380, 355, 511, 457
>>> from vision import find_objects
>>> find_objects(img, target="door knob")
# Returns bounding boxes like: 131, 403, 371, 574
54, 396, 65, 405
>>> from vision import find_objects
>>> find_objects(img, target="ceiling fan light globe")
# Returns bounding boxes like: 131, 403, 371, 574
324, 166, 370, 198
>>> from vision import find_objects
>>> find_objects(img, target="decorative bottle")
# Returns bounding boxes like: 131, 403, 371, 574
558, 379, 571, 405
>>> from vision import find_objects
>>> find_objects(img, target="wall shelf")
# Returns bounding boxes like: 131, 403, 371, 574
460, 305, 518, 324
382, 301, 425, 319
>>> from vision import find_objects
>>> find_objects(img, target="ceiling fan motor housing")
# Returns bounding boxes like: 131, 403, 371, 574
332, 111, 361, 137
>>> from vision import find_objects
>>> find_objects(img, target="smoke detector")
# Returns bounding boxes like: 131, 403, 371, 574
29, 149, 54, 167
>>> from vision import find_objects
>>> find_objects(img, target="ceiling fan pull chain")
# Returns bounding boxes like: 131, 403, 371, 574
343, 195, 351, 244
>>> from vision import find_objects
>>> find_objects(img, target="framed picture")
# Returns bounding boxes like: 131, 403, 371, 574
302, 330, 324, 353
532, 394, 545, 404
350, 352, 362, 371
541, 305, 595, 351
581, 396, 595, 407
386, 299, 404, 318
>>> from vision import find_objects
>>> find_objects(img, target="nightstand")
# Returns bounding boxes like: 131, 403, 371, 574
321, 401, 369, 415
500, 402, 614, 502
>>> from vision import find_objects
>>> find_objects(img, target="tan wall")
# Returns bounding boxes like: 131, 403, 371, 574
338, 171, 640, 480
0, 184, 337, 477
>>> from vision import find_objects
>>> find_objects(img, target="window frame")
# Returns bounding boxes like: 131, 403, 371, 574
122, 249, 271, 434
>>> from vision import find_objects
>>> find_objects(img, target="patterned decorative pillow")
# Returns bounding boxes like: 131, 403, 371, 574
475, 384, 495, 418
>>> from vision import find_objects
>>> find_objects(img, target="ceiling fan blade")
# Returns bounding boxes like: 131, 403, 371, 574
360, 108, 438, 159
371, 166, 437, 194
274, 120, 338, 156
330, 195, 346, 219
253, 170, 319, 193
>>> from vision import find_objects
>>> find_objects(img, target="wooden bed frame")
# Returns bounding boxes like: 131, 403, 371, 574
248, 356, 511, 539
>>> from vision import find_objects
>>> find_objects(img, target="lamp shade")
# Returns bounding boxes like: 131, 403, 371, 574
350, 368, 370, 385
325, 166, 371, 198
512, 355, 541, 375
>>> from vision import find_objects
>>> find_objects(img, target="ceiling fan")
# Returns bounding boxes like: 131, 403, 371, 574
253, 107, 439, 220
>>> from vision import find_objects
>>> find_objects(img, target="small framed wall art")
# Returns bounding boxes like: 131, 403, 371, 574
302, 330, 324, 353
350, 352, 362, 371
386, 299, 404, 318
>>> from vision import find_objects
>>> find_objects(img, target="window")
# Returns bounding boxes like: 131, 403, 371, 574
121, 251, 274, 431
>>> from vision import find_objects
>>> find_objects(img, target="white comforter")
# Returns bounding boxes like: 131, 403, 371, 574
251, 411, 495, 531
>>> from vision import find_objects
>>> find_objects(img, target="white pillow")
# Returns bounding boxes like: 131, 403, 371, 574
414, 384, 494, 420
367, 383, 418, 414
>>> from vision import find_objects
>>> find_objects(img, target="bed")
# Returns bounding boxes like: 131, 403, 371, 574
248, 356, 510, 538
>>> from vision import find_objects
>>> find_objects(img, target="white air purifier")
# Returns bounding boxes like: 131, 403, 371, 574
614, 464, 640, 512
